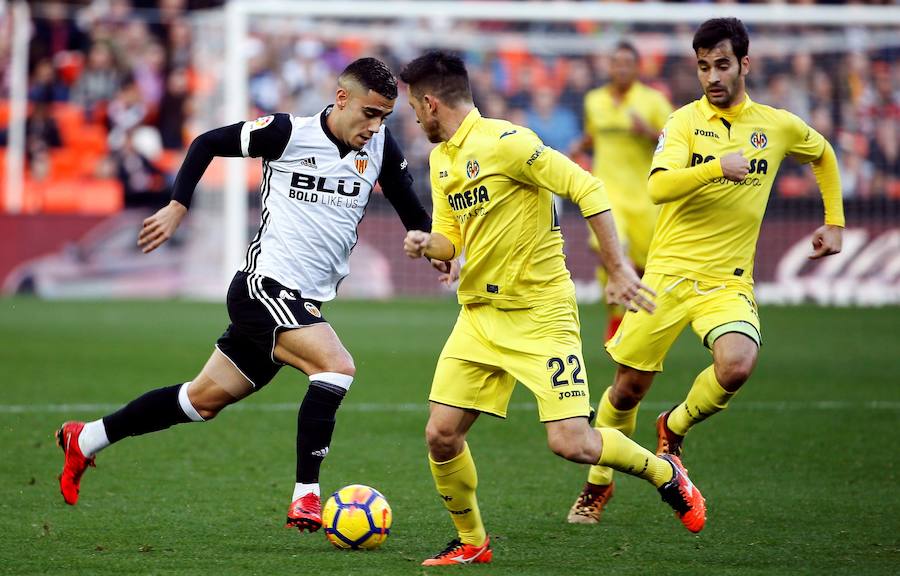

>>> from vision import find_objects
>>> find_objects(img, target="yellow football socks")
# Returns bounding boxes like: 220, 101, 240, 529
597, 428, 673, 488
428, 442, 487, 546
667, 365, 735, 436
588, 387, 639, 485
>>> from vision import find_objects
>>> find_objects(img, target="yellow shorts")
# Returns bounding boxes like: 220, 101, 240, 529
430, 296, 591, 422
605, 273, 762, 372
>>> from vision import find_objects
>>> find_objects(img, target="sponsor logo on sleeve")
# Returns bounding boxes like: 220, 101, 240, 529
526, 145, 546, 166
654, 128, 666, 154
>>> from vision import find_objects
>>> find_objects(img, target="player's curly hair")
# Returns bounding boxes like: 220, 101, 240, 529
339, 57, 398, 99
693, 18, 750, 60
399, 51, 472, 105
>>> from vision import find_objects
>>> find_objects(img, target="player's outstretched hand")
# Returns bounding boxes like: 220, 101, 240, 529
606, 265, 656, 314
404, 230, 431, 259
720, 149, 750, 182
809, 224, 843, 260
433, 258, 460, 286
138, 200, 187, 253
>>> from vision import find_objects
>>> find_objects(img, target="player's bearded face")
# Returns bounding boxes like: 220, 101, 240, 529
696, 40, 748, 108
406, 87, 441, 143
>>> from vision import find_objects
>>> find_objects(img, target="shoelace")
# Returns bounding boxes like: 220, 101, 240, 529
433, 538, 465, 558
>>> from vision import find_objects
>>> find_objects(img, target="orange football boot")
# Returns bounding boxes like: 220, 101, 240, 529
56, 421, 96, 505
658, 454, 706, 533
285, 492, 322, 532
422, 535, 492, 566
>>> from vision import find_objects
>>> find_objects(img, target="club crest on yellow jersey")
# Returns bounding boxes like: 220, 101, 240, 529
750, 131, 768, 149
466, 159, 480, 179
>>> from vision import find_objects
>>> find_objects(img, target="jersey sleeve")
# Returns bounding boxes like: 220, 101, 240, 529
378, 127, 431, 232
241, 113, 293, 160
429, 148, 462, 257
650, 110, 692, 173
784, 112, 827, 164
497, 128, 610, 218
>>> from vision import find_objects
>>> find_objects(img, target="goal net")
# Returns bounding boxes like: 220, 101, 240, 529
187, 1, 900, 305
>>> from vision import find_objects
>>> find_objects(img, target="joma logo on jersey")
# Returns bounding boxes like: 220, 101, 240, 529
694, 128, 720, 139
290, 172, 361, 196
448, 185, 489, 210
691, 153, 768, 174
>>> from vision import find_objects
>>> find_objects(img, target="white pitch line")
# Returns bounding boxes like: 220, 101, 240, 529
0, 400, 898, 414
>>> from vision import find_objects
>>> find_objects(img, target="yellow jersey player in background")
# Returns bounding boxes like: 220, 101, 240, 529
400, 51, 707, 567
574, 41, 673, 340
567, 17, 845, 525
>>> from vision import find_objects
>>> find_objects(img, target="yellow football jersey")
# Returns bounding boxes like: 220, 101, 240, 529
584, 81, 672, 213
648, 95, 828, 283
430, 109, 610, 309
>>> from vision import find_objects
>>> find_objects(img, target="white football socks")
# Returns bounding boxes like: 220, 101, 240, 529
292, 482, 320, 501
78, 419, 110, 458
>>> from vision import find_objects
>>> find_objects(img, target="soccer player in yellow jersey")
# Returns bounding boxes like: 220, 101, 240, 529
398, 51, 707, 566
576, 41, 673, 340
568, 18, 845, 524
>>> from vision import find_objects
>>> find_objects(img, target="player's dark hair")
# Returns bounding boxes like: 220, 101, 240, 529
339, 57, 398, 100
614, 41, 640, 61
692, 17, 750, 61
399, 51, 472, 104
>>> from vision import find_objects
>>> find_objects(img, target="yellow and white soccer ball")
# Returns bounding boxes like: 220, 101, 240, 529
323, 484, 392, 550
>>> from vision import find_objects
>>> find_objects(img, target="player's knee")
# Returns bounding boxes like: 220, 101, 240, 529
334, 359, 356, 378
425, 421, 463, 461
715, 357, 754, 391
547, 436, 580, 461
546, 422, 592, 463
611, 369, 652, 409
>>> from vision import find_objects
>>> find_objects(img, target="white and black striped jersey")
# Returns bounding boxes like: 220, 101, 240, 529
171, 106, 430, 302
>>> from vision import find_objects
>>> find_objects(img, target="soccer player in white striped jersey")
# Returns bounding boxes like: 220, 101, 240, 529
55, 58, 444, 533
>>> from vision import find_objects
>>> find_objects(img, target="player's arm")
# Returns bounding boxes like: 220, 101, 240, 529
787, 114, 845, 259
378, 128, 431, 232
586, 211, 655, 313
646, 111, 748, 204
500, 131, 655, 312
404, 150, 460, 264
138, 114, 292, 253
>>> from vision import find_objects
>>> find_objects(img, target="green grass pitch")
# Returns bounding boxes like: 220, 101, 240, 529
2, 297, 898, 575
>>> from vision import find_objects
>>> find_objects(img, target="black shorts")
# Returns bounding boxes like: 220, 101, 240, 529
216, 272, 327, 388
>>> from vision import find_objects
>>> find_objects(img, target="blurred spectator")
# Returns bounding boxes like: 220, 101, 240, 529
71, 41, 122, 122
559, 58, 593, 127
107, 79, 148, 151
837, 132, 873, 198
30, 1, 88, 62
28, 58, 69, 103
870, 119, 900, 197
26, 97, 63, 165
132, 42, 168, 116
117, 127, 169, 209
525, 87, 580, 153
158, 68, 191, 149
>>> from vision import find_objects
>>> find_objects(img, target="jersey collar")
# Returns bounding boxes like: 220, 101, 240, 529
447, 108, 482, 148
320, 105, 355, 158
699, 94, 754, 121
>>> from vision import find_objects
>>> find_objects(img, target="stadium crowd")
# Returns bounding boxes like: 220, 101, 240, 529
2, 0, 898, 214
